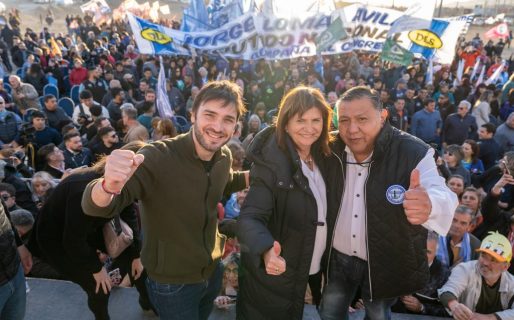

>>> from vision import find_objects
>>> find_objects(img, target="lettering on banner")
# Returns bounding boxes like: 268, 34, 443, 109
408, 30, 442, 49
141, 28, 172, 45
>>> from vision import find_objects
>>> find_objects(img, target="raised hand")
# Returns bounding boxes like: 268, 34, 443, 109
263, 241, 286, 276
403, 169, 432, 225
103, 150, 145, 194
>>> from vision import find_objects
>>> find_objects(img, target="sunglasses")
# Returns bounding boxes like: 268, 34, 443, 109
444, 152, 453, 156
110, 133, 117, 138
1, 194, 11, 201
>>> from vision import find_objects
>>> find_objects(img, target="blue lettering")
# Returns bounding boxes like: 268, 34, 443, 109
211, 31, 228, 46
244, 16, 255, 32
278, 34, 294, 46
193, 36, 209, 47
229, 23, 243, 39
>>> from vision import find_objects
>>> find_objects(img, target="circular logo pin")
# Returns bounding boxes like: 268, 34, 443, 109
386, 184, 406, 205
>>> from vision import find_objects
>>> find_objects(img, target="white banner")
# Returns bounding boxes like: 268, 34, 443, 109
128, 4, 467, 63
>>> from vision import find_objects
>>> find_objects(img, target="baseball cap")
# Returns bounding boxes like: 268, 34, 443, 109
476, 231, 512, 263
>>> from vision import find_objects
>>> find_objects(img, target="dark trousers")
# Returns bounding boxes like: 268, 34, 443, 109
319, 250, 396, 320
42, 248, 150, 320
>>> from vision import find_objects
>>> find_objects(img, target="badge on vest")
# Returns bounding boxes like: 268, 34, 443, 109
386, 185, 406, 205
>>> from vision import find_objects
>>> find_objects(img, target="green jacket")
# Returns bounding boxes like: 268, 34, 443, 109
82, 131, 246, 284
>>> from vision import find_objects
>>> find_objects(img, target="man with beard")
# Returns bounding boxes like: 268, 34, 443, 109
90, 127, 122, 162
438, 232, 514, 319
62, 132, 92, 169
82, 81, 249, 320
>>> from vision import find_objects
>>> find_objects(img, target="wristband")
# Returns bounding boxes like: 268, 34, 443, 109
101, 179, 121, 196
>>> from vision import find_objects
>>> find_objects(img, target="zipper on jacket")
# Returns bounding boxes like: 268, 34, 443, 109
325, 151, 345, 282
363, 162, 373, 302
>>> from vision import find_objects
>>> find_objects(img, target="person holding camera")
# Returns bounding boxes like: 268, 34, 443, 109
72, 90, 110, 127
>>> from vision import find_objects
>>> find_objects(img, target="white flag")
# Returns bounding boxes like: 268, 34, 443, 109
475, 66, 485, 88
485, 61, 506, 86
156, 56, 174, 119
387, 0, 436, 36
470, 57, 480, 81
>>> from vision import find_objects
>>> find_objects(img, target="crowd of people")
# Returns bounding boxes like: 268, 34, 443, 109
0, 6, 513, 320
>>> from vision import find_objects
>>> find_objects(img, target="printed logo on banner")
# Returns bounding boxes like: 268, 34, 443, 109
409, 19, 449, 60
407, 30, 442, 49
141, 28, 173, 45
386, 184, 406, 205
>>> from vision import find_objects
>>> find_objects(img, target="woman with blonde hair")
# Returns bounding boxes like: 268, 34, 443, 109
31, 171, 57, 208
238, 86, 333, 319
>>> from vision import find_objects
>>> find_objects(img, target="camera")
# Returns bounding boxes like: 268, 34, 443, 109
18, 122, 36, 145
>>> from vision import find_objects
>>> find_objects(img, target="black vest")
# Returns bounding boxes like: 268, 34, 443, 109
324, 124, 430, 299
83, 79, 107, 104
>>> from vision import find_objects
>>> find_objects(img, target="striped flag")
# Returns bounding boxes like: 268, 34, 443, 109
470, 57, 480, 81
426, 59, 433, 85
485, 61, 506, 86
475, 66, 485, 88
156, 56, 174, 120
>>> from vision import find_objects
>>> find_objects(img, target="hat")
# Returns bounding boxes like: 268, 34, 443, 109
123, 73, 133, 80
476, 231, 512, 263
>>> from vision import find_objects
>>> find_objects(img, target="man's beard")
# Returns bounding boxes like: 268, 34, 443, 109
193, 122, 230, 153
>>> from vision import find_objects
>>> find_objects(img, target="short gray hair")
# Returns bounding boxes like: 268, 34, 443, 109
338, 86, 382, 111
454, 205, 476, 224
459, 100, 471, 110
427, 231, 439, 243
10, 209, 34, 227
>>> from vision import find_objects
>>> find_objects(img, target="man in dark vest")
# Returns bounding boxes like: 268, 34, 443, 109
79, 66, 107, 104
320, 86, 458, 320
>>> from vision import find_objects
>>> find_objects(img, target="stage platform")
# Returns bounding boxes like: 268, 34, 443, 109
25, 278, 448, 319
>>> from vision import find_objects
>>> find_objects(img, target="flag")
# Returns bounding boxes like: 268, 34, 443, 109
485, 61, 506, 85
484, 23, 509, 39
380, 39, 414, 66
454, 59, 464, 87
470, 57, 480, 81
49, 37, 61, 57
387, 0, 436, 37
475, 66, 485, 88
210, 0, 243, 28
181, 0, 211, 32
315, 16, 347, 53
426, 59, 433, 85
156, 56, 174, 120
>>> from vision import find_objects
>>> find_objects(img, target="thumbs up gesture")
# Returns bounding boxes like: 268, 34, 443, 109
403, 169, 432, 225
263, 241, 286, 276
103, 150, 145, 194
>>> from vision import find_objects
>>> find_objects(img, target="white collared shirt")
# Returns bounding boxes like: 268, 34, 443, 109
332, 147, 458, 261
300, 160, 327, 275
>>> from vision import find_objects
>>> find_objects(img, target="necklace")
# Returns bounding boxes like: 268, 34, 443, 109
302, 155, 313, 164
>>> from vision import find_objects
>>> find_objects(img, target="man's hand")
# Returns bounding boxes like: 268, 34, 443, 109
403, 169, 432, 225
131, 258, 144, 280
450, 301, 473, 320
263, 241, 286, 276
401, 295, 423, 313
103, 150, 144, 194
18, 245, 32, 274
93, 267, 112, 294
491, 173, 514, 196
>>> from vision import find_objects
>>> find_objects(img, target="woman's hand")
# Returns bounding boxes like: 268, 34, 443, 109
93, 267, 112, 294
131, 258, 144, 280
263, 241, 286, 276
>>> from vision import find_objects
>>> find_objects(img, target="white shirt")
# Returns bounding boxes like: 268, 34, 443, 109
301, 161, 327, 275
333, 147, 458, 261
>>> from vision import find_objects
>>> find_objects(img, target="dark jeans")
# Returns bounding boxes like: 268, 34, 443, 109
0, 264, 26, 320
320, 250, 396, 320
146, 262, 223, 320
